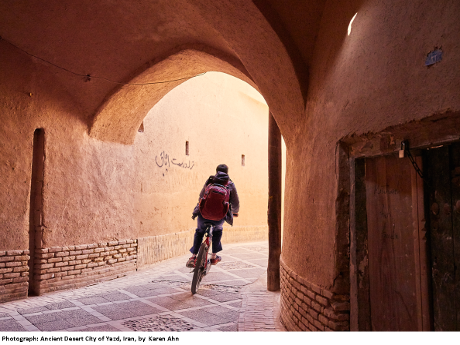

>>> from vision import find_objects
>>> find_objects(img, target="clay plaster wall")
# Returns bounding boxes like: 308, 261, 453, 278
2, 0, 459, 322
0, 41, 129, 250
133, 71, 269, 238
0, 36, 269, 252
282, 0, 460, 293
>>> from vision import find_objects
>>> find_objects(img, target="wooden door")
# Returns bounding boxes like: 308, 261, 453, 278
425, 144, 460, 331
365, 154, 429, 331
452, 145, 460, 331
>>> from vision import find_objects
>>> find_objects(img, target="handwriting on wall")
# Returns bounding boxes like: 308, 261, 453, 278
155, 151, 195, 176
374, 186, 398, 195
379, 211, 400, 240
374, 185, 401, 240
383, 232, 399, 240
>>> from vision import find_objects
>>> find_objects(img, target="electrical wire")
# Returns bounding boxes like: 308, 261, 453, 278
403, 142, 431, 186
0, 35, 206, 85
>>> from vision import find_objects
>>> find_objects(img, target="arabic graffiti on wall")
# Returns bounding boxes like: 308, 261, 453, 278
155, 151, 195, 176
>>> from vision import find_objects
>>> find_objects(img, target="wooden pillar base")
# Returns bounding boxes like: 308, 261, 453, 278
267, 112, 282, 291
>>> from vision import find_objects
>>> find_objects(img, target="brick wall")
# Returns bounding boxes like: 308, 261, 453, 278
280, 258, 350, 331
0, 250, 29, 303
33, 240, 137, 295
1, 227, 268, 303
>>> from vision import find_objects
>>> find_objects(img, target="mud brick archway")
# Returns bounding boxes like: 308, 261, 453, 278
1, 1, 460, 332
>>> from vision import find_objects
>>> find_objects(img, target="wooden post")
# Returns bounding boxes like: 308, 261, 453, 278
267, 112, 282, 291
29, 128, 45, 296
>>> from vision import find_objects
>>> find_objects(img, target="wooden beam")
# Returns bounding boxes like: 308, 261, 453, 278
267, 112, 282, 291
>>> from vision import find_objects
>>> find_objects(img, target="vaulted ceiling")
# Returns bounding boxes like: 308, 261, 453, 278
0, 0, 326, 143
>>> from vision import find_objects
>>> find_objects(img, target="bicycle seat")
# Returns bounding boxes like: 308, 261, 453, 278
203, 222, 214, 235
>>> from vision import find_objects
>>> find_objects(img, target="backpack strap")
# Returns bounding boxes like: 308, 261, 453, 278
212, 183, 229, 189
205, 176, 214, 186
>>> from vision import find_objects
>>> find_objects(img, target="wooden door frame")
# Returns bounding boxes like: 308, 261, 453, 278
340, 111, 460, 331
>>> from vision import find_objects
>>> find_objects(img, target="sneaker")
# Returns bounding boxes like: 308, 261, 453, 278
186, 256, 196, 268
210, 255, 221, 265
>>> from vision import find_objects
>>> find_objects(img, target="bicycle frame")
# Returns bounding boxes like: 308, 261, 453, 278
191, 223, 214, 294
202, 224, 213, 275
190, 214, 237, 294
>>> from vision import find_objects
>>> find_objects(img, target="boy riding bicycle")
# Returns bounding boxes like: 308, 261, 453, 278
186, 164, 240, 268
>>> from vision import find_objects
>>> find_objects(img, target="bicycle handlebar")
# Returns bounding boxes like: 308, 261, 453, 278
192, 213, 238, 220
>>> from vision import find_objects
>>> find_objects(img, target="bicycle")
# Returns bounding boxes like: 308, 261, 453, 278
191, 222, 214, 294
190, 213, 238, 294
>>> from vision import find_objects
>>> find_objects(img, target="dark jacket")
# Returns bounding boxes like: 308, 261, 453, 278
192, 171, 240, 225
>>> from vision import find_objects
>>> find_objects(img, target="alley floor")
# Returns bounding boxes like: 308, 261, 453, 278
0, 241, 285, 332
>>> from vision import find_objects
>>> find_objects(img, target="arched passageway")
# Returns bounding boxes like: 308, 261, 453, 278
89, 48, 285, 289
130, 71, 273, 267
89, 48, 258, 145
1, 0, 460, 332
0, 0, 299, 303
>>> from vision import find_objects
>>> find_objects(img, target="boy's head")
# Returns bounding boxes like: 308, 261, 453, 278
216, 164, 228, 174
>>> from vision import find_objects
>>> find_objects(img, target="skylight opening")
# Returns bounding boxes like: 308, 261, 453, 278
348, 13, 358, 36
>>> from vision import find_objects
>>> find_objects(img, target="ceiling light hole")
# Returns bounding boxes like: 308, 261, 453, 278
348, 13, 358, 36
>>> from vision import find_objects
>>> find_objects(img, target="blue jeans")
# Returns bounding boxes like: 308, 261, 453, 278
190, 214, 224, 254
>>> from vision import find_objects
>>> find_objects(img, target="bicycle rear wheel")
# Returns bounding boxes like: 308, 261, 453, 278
191, 242, 208, 294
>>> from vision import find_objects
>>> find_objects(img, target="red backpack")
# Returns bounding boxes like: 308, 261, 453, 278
199, 182, 230, 220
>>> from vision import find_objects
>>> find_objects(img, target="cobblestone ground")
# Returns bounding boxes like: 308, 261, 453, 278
0, 242, 285, 332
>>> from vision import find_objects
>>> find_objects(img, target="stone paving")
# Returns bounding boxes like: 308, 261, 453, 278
0, 241, 285, 332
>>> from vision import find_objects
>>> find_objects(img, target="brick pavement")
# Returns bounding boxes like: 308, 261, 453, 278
238, 273, 284, 331
0, 241, 285, 332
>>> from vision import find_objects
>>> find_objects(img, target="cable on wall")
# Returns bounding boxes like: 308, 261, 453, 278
0, 35, 206, 85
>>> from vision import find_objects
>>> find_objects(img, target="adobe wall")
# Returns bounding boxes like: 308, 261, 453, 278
133, 72, 269, 266
280, 0, 460, 331
0, 36, 269, 300
0, 42, 136, 298
3, 0, 459, 331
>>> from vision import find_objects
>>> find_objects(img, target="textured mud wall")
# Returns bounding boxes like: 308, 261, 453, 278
133, 72, 268, 239
0, 40, 269, 298
2, 0, 459, 329
0, 41, 115, 250
280, 0, 460, 324
278, 0, 460, 330
133, 72, 269, 265
0, 42, 268, 249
